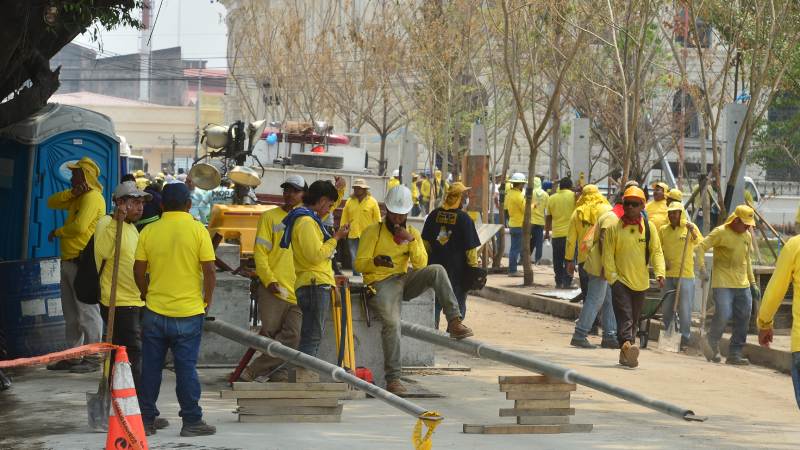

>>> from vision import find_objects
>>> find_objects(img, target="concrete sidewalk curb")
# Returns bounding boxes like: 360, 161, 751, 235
476, 284, 793, 374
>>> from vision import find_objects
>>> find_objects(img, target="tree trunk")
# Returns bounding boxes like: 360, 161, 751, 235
492, 116, 517, 269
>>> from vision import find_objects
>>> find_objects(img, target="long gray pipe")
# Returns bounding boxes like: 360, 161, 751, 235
401, 321, 705, 422
203, 318, 441, 421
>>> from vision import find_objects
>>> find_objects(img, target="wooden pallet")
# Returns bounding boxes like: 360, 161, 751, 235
463, 375, 592, 435
222, 379, 346, 423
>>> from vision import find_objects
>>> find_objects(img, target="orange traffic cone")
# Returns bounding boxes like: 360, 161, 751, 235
106, 346, 148, 450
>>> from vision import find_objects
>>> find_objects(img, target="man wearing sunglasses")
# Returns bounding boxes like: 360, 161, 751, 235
603, 187, 665, 368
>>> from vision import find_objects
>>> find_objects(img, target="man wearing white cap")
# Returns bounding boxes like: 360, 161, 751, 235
240, 175, 307, 382
340, 179, 381, 276
355, 186, 474, 395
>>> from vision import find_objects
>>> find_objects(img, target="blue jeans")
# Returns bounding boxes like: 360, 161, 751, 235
661, 277, 695, 340
531, 225, 544, 263
296, 284, 332, 357
573, 274, 616, 340
140, 309, 204, 426
509, 227, 522, 273
348, 238, 360, 276
708, 287, 752, 355
791, 352, 800, 410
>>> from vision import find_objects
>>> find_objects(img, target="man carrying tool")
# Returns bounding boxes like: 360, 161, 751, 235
504, 173, 527, 277
239, 175, 307, 383
757, 233, 800, 409
46, 156, 106, 373
422, 182, 482, 325
94, 181, 151, 403
134, 183, 217, 436
603, 186, 665, 368
546, 177, 577, 288
281, 180, 350, 358
658, 202, 704, 352
355, 186, 474, 395
340, 179, 381, 276
646, 182, 669, 229
700, 205, 759, 365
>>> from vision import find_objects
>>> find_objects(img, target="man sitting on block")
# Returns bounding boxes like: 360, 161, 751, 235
355, 186, 474, 395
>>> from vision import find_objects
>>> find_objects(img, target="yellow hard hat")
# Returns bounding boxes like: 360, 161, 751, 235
667, 189, 683, 202
667, 202, 684, 212
623, 186, 646, 203
652, 181, 669, 191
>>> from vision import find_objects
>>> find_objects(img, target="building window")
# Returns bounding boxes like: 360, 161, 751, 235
672, 88, 700, 138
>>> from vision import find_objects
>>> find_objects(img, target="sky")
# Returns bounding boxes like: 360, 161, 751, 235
71, 0, 228, 68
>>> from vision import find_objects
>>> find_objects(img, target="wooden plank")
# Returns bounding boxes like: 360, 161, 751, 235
500, 383, 576, 393
237, 398, 340, 408
512, 399, 571, 409
463, 423, 592, 434
499, 408, 575, 417
505, 391, 570, 400
289, 368, 320, 383
237, 405, 343, 416
239, 414, 341, 423
221, 390, 344, 399
232, 382, 346, 392
517, 416, 570, 425
498, 375, 564, 385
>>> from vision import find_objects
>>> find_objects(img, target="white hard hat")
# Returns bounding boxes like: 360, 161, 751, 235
510, 172, 527, 183
392, 169, 400, 177
384, 186, 413, 214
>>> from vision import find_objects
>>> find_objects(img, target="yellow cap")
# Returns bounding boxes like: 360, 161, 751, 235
447, 182, 471, 196
623, 186, 646, 203
667, 189, 683, 201
730, 204, 756, 226
652, 181, 669, 191
667, 202, 684, 212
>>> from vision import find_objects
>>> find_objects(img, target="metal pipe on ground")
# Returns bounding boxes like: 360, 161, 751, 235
203, 318, 441, 421
401, 321, 705, 422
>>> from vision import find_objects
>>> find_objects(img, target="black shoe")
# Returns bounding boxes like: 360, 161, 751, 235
154, 417, 170, 430
569, 295, 583, 304
69, 360, 100, 373
144, 423, 157, 436
180, 420, 216, 437
601, 338, 619, 349
570, 337, 597, 349
679, 337, 690, 352
703, 340, 721, 363
726, 355, 750, 366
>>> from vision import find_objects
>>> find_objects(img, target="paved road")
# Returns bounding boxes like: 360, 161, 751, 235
1, 296, 797, 449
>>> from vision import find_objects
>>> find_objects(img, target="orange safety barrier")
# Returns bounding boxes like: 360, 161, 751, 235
0, 343, 117, 369
207, 204, 275, 256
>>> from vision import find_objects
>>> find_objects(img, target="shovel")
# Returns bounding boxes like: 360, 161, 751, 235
87, 212, 124, 431
658, 225, 691, 353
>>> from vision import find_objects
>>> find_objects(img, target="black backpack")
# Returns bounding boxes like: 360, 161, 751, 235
74, 222, 109, 305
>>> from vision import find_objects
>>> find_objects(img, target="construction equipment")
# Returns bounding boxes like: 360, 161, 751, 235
331, 276, 356, 371
87, 213, 124, 431
400, 321, 705, 422
636, 290, 676, 349
658, 231, 691, 353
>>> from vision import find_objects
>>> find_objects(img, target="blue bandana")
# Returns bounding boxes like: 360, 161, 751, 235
280, 206, 331, 249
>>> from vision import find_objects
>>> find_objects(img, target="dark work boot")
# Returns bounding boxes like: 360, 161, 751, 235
703, 339, 721, 363
180, 420, 216, 437
570, 337, 597, 349
601, 337, 620, 349
726, 354, 750, 366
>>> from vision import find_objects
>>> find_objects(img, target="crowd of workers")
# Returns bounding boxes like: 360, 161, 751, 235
17, 153, 800, 439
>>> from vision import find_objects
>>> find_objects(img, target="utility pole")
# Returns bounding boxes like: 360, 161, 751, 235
549, 83, 560, 185
139, 1, 152, 102
172, 134, 177, 174
194, 72, 202, 160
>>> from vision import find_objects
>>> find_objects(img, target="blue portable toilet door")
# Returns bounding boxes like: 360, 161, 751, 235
28, 131, 118, 258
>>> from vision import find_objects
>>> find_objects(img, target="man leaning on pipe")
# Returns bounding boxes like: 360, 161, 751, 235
355, 185, 474, 395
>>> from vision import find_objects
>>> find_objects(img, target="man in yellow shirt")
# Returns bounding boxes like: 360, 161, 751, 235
94, 181, 151, 398
658, 202, 704, 351
546, 177, 577, 288
356, 186, 473, 395
46, 157, 106, 373
387, 169, 401, 191
566, 185, 609, 304
700, 205, 758, 366
281, 181, 350, 357
504, 173, 527, 276
134, 183, 217, 437
604, 187, 665, 368
645, 181, 669, 229
570, 205, 618, 349
240, 175, 307, 383
757, 233, 800, 409
410, 173, 421, 217
420, 173, 432, 215
530, 177, 549, 264
340, 179, 381, 276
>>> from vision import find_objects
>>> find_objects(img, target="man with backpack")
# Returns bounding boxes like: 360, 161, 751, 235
46, 157, 106, 373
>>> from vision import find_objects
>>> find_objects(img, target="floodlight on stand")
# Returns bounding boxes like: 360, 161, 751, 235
202, 124, 229, 149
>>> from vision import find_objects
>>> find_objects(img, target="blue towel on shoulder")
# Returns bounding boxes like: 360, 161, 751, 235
280, 206, 331, 249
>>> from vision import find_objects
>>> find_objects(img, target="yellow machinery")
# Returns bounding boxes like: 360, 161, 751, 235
207, 204, 275, 256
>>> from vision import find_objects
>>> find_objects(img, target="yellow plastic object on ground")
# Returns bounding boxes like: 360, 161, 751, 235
331, 276, 356, 371
207, 204, 276, 256
412, 411, 442, 450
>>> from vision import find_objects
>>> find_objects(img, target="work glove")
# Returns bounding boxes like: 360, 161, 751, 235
750, 283, 761, 303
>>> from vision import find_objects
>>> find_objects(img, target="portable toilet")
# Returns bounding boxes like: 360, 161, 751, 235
0, 103, 119, 260
0, 104, 118, 358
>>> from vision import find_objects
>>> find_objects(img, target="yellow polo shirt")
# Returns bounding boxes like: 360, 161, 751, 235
387, 177, 400, 191
47, 189, 106, 260
94, 216, 144, 308
583, 211, 618, 277
700, 225, 755, 288
135, 211, 216, 317
254, 207, 296, 304
291, 216, 338, 289
420, 179, 432, 200
565, 211, 591, 264
658, 223, 704, 278
354, 222, 427, 286
532, 190, 549, 226
758, 235, 800, 352
504, 188, 525, 228
340, 194, 381, 239
604, 219, 666, 291
645, 199, 668, 229
547, 189, 576, 238
411, 182, 420, 205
